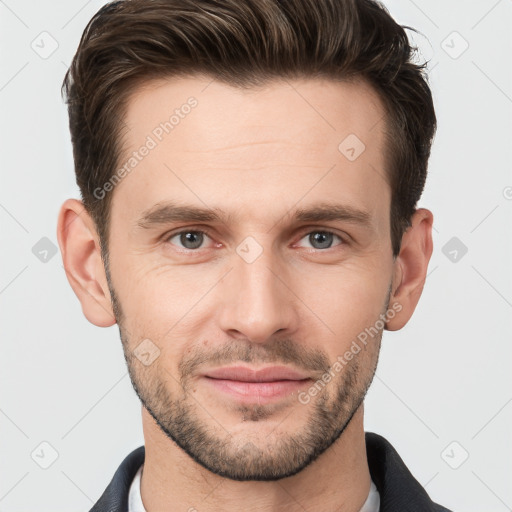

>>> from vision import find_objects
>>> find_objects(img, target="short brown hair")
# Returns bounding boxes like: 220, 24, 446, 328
62, 0, 436, 263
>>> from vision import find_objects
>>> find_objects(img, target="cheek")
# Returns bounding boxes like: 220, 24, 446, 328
115, 266, 216, 371
285, 266, 390, 372
111, 260, 188, 341
292, 262, 390, 331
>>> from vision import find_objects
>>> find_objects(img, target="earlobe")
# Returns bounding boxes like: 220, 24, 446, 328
385, 208, 434, 332
57, 198, 116, 327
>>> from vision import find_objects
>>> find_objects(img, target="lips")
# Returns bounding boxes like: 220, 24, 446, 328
203, 365, 310, 382
201, 365, 312, 402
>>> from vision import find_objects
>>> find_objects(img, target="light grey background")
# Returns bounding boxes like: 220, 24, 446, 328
1, 1, 511, 511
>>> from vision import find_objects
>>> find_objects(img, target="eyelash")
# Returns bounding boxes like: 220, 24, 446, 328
163, 227, 348, 252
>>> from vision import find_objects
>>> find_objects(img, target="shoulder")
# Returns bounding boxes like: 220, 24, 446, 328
365, 432, 453, 512
89, 445, 145, 512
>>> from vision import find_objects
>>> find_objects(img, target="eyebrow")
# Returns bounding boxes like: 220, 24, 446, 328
136, 201, 374, 231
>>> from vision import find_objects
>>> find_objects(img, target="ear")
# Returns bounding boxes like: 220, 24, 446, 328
386, 208, 434, 331
57, 198, 116, 327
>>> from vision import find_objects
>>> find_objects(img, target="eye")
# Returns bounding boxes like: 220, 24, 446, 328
296, 230, 345, 250
166, 230, 213, 250
163, 228, 346, 252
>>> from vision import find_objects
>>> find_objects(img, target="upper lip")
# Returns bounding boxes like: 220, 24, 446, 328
203, 366, 310, 382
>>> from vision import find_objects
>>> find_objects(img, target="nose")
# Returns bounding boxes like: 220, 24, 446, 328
217, 244, 299, 344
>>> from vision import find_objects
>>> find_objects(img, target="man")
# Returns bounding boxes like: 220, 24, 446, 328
57, 0, 451, 510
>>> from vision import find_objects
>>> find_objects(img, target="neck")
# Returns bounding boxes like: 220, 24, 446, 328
140, 403, 371, 512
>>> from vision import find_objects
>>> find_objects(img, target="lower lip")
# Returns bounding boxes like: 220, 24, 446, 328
203, 377, 311, 403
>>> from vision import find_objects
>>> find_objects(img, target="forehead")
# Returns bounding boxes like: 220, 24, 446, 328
112, 75, 390, 231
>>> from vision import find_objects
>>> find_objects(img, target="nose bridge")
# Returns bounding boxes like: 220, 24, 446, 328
218, 237, 296, 342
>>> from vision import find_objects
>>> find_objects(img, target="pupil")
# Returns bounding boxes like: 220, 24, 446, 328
311, 231, 332, 249
181, 231, 203, 249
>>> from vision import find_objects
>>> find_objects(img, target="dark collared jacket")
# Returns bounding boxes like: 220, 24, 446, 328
90, 432, 453, 511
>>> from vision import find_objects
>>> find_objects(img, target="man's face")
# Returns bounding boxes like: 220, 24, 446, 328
106, 76, 395, 480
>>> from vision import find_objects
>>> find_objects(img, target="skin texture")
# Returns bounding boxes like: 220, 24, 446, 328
57, 75, 433, 512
